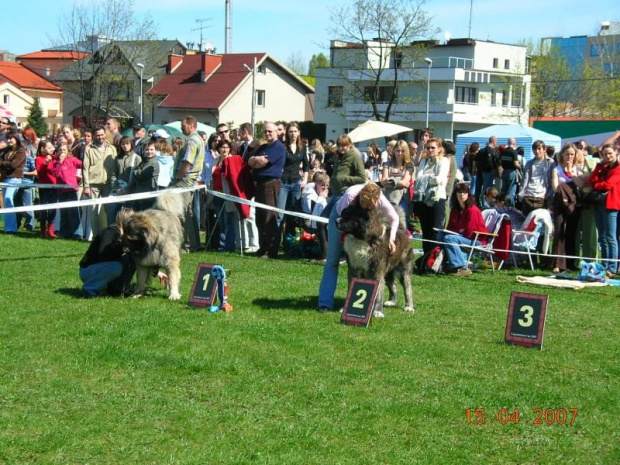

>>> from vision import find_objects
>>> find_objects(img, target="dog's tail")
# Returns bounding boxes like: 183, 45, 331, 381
155, 190, 185, 218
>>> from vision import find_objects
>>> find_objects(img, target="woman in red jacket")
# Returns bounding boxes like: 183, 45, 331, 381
588, 144, 620, 276
439, 182, 488, 276
34, 139, 59, 238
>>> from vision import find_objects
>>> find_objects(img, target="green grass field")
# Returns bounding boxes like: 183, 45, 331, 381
0, 231, 618, 464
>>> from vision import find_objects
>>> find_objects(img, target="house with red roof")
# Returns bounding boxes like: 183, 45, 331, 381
0, 61, 63, 131
17, 51, 90, 79
148, 52, 314, 127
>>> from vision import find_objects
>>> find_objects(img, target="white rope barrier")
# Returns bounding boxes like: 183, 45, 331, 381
0, 183, 617, 265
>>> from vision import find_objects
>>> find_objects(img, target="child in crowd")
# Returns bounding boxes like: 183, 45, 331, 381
53, 142, 83, 239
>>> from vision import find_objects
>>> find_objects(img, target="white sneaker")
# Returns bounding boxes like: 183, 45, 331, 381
244, 246, 260, 253
373, 310, 385, 318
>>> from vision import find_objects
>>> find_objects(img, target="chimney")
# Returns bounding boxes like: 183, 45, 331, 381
200, 52, 222, 82
168, 54, 183, 74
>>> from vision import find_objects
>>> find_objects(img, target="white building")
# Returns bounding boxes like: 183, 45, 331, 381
314, 38, 531, 143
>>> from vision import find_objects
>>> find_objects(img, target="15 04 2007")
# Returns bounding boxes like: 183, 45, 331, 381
465, 408, 579, 425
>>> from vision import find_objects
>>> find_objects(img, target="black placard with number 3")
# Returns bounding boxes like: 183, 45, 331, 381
340, 278, 379, 327
505, 291, 549, 349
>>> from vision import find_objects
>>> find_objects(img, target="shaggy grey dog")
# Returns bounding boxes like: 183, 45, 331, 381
337, 201, 415, 313
120, 191, 185, 300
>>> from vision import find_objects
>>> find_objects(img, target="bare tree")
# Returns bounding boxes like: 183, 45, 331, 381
285, 51, 307, 76
52, 0, 156, 125
328, 0, 438, 122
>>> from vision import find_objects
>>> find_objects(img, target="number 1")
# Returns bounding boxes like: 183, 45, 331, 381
202, 273, 211, 291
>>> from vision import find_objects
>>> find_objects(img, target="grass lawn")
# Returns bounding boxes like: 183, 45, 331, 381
0, 230, 618, 464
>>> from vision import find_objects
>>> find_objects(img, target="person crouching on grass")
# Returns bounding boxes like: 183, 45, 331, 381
437, 182, 488, 277
79, 208, 136, 298
317, 182, 398, 314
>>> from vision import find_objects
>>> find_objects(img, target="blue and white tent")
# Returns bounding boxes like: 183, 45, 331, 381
455, 124, 561, 167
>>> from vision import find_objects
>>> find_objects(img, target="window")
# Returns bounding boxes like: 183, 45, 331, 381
512, 85, 523, 107
492, 58, 499, 68
491, 89, 497, 106
256, 89, 265, 107
3, 94, 8, 105
502, 90, 509, 107
45, 67, 51, 76
590, 43, 612, 57
393, 51, 403, 69
364, 85, 396, 103
107, 81, 132, 102
455, 86, 477, 104
504, 59, 510, 70
257, 65, 266, 74
328, 86, 343, 107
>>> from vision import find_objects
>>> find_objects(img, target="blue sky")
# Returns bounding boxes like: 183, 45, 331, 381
4, 0, 617, 67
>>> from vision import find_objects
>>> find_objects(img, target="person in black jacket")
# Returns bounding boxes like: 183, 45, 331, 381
79, 208, 136, 297
475, 136, 498, 206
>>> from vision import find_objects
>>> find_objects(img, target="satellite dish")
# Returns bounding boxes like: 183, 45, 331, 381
444, 31, 452, 43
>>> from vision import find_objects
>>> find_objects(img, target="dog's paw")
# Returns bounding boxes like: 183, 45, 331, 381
168, 291, 181, 301
131, 292, 144, 299
384, 300, 397, 307
403, 306, 416, 313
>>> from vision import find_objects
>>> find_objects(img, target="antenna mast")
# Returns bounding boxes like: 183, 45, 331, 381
225, 0, 232, 53
192, 18, 213, 52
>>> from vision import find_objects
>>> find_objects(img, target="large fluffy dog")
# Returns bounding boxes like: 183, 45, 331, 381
120, 191, 185, 300
337, 202, 414, 313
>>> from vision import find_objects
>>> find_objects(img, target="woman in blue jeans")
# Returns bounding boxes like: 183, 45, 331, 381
588, 144, 620, 276
438, 182, 489, 277
317, 134, 366, 312
277, 122, 309, 237
0, 130, 27, 233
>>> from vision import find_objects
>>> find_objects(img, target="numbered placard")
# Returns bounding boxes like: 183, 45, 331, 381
505, 291, 549, 349
188, 263, 220, 308
340, 278, 379, 327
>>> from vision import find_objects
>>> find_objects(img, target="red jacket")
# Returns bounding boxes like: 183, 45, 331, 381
589, 161, 620, 210
35, 154, 57, 184
447, 204, 489, 244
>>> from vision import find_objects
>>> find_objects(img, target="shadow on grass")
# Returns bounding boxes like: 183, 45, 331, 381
56, 287, 86, 299
252, 296, 345, 312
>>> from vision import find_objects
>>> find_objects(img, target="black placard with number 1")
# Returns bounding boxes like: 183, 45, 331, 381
188, 263, 220, 308
505, 291, 549, 349
340, 278, 379, 327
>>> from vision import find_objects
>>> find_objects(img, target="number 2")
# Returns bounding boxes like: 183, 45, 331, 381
518, 305, 534, 327
353, 289, 367, 308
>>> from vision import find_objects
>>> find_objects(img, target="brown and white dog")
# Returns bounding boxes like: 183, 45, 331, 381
337, 201, 414, 313
120, 191, 184, 300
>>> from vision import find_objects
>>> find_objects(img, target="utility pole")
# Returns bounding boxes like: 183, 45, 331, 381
192, 18, 213, 52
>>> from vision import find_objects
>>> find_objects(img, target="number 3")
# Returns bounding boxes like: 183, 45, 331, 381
353, 289, 367, 308
518, 305, 534, 327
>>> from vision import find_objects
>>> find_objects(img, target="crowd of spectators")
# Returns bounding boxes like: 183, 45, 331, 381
1, 115, 619, 277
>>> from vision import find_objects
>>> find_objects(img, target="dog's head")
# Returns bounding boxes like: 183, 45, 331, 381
121, 214, 156, 257
337, 202, 371, 240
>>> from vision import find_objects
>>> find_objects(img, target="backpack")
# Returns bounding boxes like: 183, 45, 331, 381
415, 246, 444, 275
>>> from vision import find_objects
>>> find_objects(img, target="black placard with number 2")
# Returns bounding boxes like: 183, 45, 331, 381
340, 278, 379, 327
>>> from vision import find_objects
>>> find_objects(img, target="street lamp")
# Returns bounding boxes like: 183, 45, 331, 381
243, 57, 257, 133
136, 63, 144, 122
424, 57, 432, 130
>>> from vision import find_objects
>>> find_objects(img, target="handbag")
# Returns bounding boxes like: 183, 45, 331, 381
584, 189, 607, 207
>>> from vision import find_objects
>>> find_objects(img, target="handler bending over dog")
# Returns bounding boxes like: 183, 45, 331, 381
317, 182, 398, 315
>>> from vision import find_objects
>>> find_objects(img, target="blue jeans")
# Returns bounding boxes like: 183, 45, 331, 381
594, 207, 618, 274
16, 178, 35, 229
277, 180, 302, 226
318, 193, 344, 309
439, 231, 480, 269
79, 261, 123, 296
480, 172, 495, 207
500, 169, 518, 203
2, 177, 23, 232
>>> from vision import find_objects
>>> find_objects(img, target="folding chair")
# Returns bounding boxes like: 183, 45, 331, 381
510, 208, 554, 271
467, 209, 510, 273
